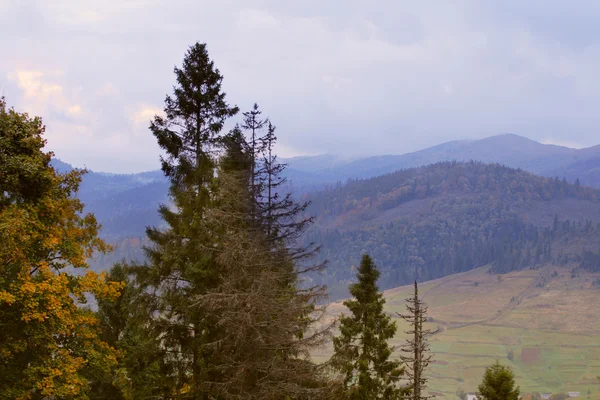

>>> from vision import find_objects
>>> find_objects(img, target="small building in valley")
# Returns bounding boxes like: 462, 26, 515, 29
468, 394, 479, 400
568, 392, 581, 398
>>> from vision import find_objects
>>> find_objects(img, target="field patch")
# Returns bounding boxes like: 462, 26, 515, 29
320, 266, 600, 398
521, 348, 541, 364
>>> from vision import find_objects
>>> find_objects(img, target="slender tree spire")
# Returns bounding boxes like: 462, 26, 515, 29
398, 281, 437, 400
241, 103, 266, 193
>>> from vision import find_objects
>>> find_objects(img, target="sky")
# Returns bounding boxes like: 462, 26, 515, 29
3, 1, 600, 173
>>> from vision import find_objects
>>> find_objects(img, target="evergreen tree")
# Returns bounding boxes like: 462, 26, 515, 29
241, 102, 267, 192
135, 42, 238, 398
331, 254, 407, 399
91, 264, 174, 399
399, 281, 436, 400
477, 361, 520, 400
192, 126, 332, 398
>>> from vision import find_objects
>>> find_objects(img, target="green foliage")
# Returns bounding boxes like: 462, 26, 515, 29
477, 361, 520, 400
134, 42, 239, 397
332, 254, 408, 399
549, 393, 569, 400
91, 264, 173, 399
0, 98, 121, 399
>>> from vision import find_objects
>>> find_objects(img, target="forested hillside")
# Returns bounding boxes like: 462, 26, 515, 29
303, 162, 600, 298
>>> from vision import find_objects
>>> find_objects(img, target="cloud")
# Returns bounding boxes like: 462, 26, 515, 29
131, 106, 162, 129
541, 138, 586, 149
3, 0, 600, 172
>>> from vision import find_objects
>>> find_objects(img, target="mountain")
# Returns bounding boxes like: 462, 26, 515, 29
51, 135, 600, 281
302, 161, 600, 298
283, 134, 600, 189
50, 159, 169, 240
314, 265, 600, 398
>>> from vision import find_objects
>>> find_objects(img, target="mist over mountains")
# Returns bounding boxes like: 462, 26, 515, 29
284, 134, 600, 190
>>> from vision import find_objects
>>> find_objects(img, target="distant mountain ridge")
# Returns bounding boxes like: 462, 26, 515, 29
49, 159, 168, 239
284, 134, 600, 189
50, 134, 600, 274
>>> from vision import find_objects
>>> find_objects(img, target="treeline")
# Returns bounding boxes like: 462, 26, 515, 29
309, 161, 600, 223
4, 41, 468, 400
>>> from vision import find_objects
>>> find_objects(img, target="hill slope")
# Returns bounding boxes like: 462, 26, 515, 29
50, 159, 168, 240
315, 265, 600, 399
303, 162, 600, 298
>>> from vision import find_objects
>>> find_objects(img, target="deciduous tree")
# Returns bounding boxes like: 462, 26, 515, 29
0, 98, 122, 399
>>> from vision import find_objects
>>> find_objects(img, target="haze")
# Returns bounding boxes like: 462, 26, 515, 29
2, 0, 600, 173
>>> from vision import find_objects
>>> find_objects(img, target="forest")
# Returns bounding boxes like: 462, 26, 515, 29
303, 162, 600, 297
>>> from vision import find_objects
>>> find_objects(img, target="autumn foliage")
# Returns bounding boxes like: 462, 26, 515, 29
0, 98, 122, 399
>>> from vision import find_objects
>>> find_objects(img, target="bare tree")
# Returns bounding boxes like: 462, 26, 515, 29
398, 281, 437, 400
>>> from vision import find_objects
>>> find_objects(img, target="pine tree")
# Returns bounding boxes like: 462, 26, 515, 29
332, 254, 407, 399
477, 361, 520, 400
134, 42, 239, 398
257, 120, 313, 253
399, 281, 436, 400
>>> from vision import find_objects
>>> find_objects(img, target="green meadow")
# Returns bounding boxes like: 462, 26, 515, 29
317, 265, 600, 399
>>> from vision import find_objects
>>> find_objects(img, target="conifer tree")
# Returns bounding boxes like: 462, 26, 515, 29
135, 42, 238, 398
92, 264, 174, 399
477, 361, 520, 400
192, 126, 332, 398
399, 281, 436, 400
332, 254, 407, 399
241, 102, 267, 191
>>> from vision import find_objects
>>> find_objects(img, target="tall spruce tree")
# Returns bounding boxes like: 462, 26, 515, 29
399, 281, 436, 400
135, 42, 238, 398
331, 254, 407, 399
477, 362, 520, 400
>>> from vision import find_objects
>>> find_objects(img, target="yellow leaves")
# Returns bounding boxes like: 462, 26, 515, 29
0, 290, 16, 304
1, 101, 122, 398
81, 270, 124, 300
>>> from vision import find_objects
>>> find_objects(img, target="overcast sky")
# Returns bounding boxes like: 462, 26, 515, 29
3, 1, 600, 173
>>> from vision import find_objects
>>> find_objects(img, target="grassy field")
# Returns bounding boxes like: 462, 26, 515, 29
314, 265, 600, 399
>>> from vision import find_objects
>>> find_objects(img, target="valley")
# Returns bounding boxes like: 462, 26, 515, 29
315, 265, 600, 399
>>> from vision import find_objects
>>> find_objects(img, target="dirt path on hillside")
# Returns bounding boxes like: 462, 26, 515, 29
440, 268, 549, 331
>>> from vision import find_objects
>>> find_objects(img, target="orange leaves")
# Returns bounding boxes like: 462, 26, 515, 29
0, 101, 120, 398
80, 270, 124, 301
